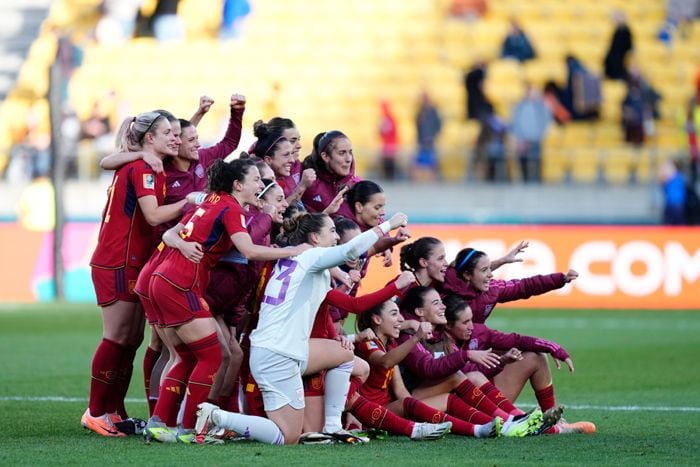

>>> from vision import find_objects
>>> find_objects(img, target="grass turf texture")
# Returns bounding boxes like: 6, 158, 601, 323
1, 304, 699, 466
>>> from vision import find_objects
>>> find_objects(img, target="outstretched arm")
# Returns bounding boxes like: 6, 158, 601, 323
189, 95, 214, 127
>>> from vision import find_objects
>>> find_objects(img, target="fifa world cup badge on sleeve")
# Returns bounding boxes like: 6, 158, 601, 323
143, 174, 155, 189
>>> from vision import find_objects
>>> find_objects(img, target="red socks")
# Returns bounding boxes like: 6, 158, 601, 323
402, 397, 476, 436
453, 379, 506, 418
446, 393, 493, 424
88, 338, 126, 417
346, 376, 363, 406
154, 343, 196, 427
143, 346, 160, 416
181, 333, 222, 429
479, 381, 523, 416
535, 384, 556, 411
107, 345, 137, 419
349, 396, 414, 437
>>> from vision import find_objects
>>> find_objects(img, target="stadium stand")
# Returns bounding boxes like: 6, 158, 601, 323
0, 0, 697, 183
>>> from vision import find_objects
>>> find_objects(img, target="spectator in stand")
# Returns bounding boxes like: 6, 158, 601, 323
604, 11, 633, 81
500, 19, 536, 63
378, 100, 400, 180
658, 161, 688, 225
511, 84, 552, 183
151, 0, 183, 42
219, 0, 250, 40
543, 81, 571, 126
464, 61, 493, 121
620, 65, 661, 149
474, 112, 509, 182
413, 90, 442, 182
449, 0, 487, 21
679, 86, 700, 183
563, 55, 601, 121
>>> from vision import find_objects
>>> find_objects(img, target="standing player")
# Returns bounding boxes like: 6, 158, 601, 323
263, 117, 317, 206
83, 111, 187, 437
301, 130, 361, 218
143, 159, 308, 444
195, 210, 410, 445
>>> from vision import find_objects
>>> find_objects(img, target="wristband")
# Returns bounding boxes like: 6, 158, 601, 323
195, 192, 207, 204
347, 333, 356, 343
378, 220, 392, 235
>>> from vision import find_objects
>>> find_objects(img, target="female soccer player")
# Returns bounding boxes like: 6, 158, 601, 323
397, 286, 558, 437
441, 246, 578, 323
205, 178, 289, 414
143, 159, 308, 444
83, 111, 187, 437
352, 298, 499, 439
441, 294, 596, 434
100, 95, 246, 407
194, 210, 410, 445
254, 118, 316, 205
301, 130, 361, 218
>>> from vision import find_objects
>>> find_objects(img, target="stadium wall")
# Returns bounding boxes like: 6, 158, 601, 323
1, 222, 698, 309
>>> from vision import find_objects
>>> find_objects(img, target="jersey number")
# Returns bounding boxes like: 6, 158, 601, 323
182, 207, 206, 239
262, 258, 297, 306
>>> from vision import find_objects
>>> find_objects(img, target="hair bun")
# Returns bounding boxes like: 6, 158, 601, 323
253, 120, 270, 138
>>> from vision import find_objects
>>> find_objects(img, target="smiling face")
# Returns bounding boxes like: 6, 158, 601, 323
260, 184, 288, 224
373, 301, 404, 340
420, 242, 448, 284
322, 137, 353, 177
234, 165, 264, 205
311, 215, 339, 247
355, 192, 386, 227
265, 140, 294, 178
416, 289, 446, 325
463, 255, 493, 292
146, 118, 177, 158
446, 306, 474, 342
179, 125, 200, 161
282, 127, 302, 161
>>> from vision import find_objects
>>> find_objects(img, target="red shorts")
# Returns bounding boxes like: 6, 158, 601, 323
91, 266, 140, 306
204, 262, 253, 328
243, 373, 266, 417
138, 294, 159, 325
149, 275, 212, 327
303, 371, 325, 397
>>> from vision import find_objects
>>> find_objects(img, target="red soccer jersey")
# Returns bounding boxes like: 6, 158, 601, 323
153, 192, 247, 292
91, 160, 166, 269
356, 338, 397, 406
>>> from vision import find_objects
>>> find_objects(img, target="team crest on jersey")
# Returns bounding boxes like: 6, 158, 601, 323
483, 305, 494, 318
468, 339, 479, 350
195, 164, 205, 178
143, 174, 155, 189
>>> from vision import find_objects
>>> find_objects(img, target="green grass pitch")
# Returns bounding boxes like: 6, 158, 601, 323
1, 303, 700, 466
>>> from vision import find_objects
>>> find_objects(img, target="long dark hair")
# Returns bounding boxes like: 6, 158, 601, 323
207, 158, 256, 193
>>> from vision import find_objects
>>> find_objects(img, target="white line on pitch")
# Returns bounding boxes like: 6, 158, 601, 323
2, 396, 700, 412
